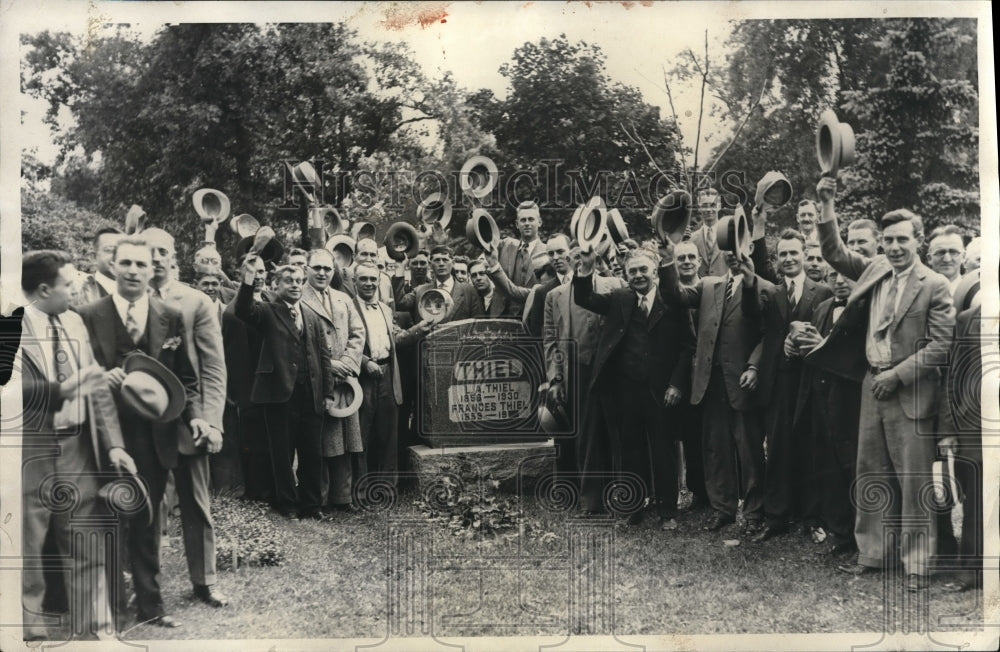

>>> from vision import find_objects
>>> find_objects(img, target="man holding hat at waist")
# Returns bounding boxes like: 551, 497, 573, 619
77, 235, 202, 628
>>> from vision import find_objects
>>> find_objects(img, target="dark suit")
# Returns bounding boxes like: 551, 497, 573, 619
752, 265, 832, 529
795, 297, 861, 544
573, 274, 694, 516
497, 237, 545, 317
234, 283, 336, 515
78, 295, 200, 621
477, 289, 514, 318
395, 278, 484, 325
660, 264, 770, 522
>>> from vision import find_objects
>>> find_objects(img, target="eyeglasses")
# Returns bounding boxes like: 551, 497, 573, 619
929, 249, 963, 259
676, 254, 699, 262
310, 265, 334, 272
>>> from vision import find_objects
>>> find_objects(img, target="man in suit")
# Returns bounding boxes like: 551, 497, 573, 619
351, 262, 427, 485
352, 238, 394, 310
795, 199, 820, 246
926, 224, 966, 294
748, 227, 833, 542
544, 244, 624, 485
77, 237, 202, 628
809, 176, 954, 592
301, 248, 366, 512
489, 234, 569, 336
19, 250, 137, 641
469, 259, 511, 317
73, 227, 122, 307
659, 241, 770, 534
495, 200, 547, 316
395, 245, 484, 324
452, 256, 470, 284
234, 256, 338, 521
804, 244, 828, 284
688, 189, 728, 278
787, 269, 861, 556
192, 244, 236, 304
846, 219, 880, 258
574, 248, 694, 528
144, 228, 229, 608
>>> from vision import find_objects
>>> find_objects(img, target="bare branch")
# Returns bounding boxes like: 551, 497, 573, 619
703, 69, 771, 176
660, 65, 688, 184
691, 30, 709, 197
620, 120, 669, 180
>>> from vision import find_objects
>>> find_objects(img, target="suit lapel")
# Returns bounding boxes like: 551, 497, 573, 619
95, 297, 119, 367
850, 259, 893, 304
302, 286, 333, 325
647, 292, 665, 330
19, 312, 48, 377
776, 280, 790, 322
797, 279, 818, 320
711, 277, 726, 323
890, 265, 923, 332
146, 299, 169, 356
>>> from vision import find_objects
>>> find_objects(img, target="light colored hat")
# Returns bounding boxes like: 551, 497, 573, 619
327, 376, 363, 418
120, 352, 185, 423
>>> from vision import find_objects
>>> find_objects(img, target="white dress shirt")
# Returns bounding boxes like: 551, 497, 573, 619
635, 286, 657, 315
23, 304, 86, 429
784, 271, 806, 306
93, 270, 116, 296
434, 276, 455, 294
866, 262, 916, 366
112, 291, 150, 336
359, 301, 392, 361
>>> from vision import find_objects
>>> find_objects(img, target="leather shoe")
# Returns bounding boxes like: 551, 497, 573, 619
277, 508, 298, 520
660, 518, 678, 531
906, 574, 929, 592
750, 523, 785, 543
703, 512, 735, 531
941, 579, 971, 593
817, 540, 857, 557
193, 584, 229, 607
837, 561, 878, 576
147, 615, 181, 628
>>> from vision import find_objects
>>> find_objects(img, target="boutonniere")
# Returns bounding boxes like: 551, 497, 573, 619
162, 336, 182, 351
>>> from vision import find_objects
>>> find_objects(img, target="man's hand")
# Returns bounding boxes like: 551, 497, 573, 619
429, 221, 449, 245
937, 435, 958, 458
365, 360, 383, 378
737, 254, 756, 284
871, 369, 900, 400
816, 176, 837, 205
794, 328, 823, 355
328, 359, 353, 379
577, 248, 597, 276
657, 239, 675, 265
547, 381, 565, 408
324, 397, 337, 414
105, 367, 127, 391
108, 447, 137, 475
190, 418, 213, 447
783, 333, 800, 358
242, 254, 261, 285
60, 364, 107, 400
203, 427, 223, 454
663, 385, 684, 407
484, 245, 500, 269
739, 368, 758, 391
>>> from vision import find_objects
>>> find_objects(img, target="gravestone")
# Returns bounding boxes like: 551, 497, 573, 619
411, 318, 574, 490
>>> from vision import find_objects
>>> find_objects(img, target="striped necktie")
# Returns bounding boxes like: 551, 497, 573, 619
125, 301, 142, 344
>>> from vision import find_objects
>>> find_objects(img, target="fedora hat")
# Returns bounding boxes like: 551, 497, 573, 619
121, 351, 186, 423
459, 155, 499, 199
325, 233, 356, 259
98, 468, 153, 526
350, 221, 376, 242
326, 376, 363, 418
383, 222, 420, 261
418, 287, 454, 325
574, 196, 607, 254
651, 190, 691, 244
538, 400, 571, 435
125, 204, 146, 236
715, 206, 752, 257
229, 213, 260, 238
606, 208, 629, 244
754, 171, 793, 208
235, 230, 285, 267
307, 206, 343, 237
953, 269, 981, 313
192, 188, 231, 225
465, 208, 500, 251
816, 109, 856, 176
417, 192, 453, 230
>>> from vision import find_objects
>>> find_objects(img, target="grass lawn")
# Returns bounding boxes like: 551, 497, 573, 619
112, 487, 986, 642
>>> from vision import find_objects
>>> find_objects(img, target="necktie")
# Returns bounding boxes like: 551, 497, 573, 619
49, 314, 76, 383
787, 279, 797, 312
638, 295, 649, 317
725, 277, 735, 301
125, 301, 142, 344
706, 225, 716, 252
438, 282, 447, 290
874, 275, 899, 337
290, 304, 302, 333
152, 287, 163, 300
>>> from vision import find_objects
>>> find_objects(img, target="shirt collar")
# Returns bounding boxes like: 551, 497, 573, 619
891, 261, 917, 281
558, 271, 574, 285
635, 285, 657, 305
785, 271, 806, 288
94, 270, 116, 294
435, 276, 454, 292
150, 279, 174, 297
113, 291, 148, 313
23, 303, 51, 331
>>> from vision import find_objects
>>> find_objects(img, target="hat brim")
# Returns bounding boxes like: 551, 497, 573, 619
122, 351, 186, 423
460, 156, 498, 199
755, 171, 793, 208
816, 109, 857, 176
235, 235, 285, 266
98, 470, 153, 526
327, 376, 363, 418
418, 288, 454, 325
651, 191, 691, 244
465, 209, 500, 251
193, 188, 231, 225
716, 211, 751, 258
418, 193, 453, 230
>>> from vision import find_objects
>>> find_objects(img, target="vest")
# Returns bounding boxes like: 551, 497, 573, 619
712, 287, 743, 370
613, 303, 652, 383
293, 314, 309, 385
112, 307, 149, 366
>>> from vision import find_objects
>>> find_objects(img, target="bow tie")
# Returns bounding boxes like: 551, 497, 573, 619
832, 298, 847, 307
365, 302, 379, 310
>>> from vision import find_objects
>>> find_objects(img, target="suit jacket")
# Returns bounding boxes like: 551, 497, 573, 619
497, 237, 545, 290
752, 271, 833, 407
152, 281, 227, 453
523, 277, 560, 338
233, 283, 336, 412
477, 288, 514, 318
73, 272, 114, 309
807, 219, 955, 420
18, 307, 125, 466
660, 264, 770, 410
792, 296, 860, 428
544, 275, 624, 384
78, 295, 201, 470
939, 305, 981, 439
301, 284, 365, 377
690, 225, 728, 278
573, 274, 693, 398
396, 279, 484, 326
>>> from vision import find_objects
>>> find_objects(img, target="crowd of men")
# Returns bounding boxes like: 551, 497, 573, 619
19, 175, 984, 640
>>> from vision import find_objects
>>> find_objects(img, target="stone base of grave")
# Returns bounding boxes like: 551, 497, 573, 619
409, 442, 556, 493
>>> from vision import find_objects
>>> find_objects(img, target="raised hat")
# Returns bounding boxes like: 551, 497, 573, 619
326, 376, 364, 418
350, 221, 376, 241
383, 222, 421, 261
121, 351, 185, 423
754, 171, 793, 208
459, 155, 499, 199
816, 109, 856, 176
651, 190, 691, 244
465, 208, 500, 251
715, 206, 752, 258
229, 213, 260, 238
606, 208, 629, 244
417, 192, 453, 230
235, 229, 285, 267
574, 196, 607, 254
418, 287, 454, 325
325, 233, 356, 259
125, 204, 146, 236
192, 188, 231, 225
